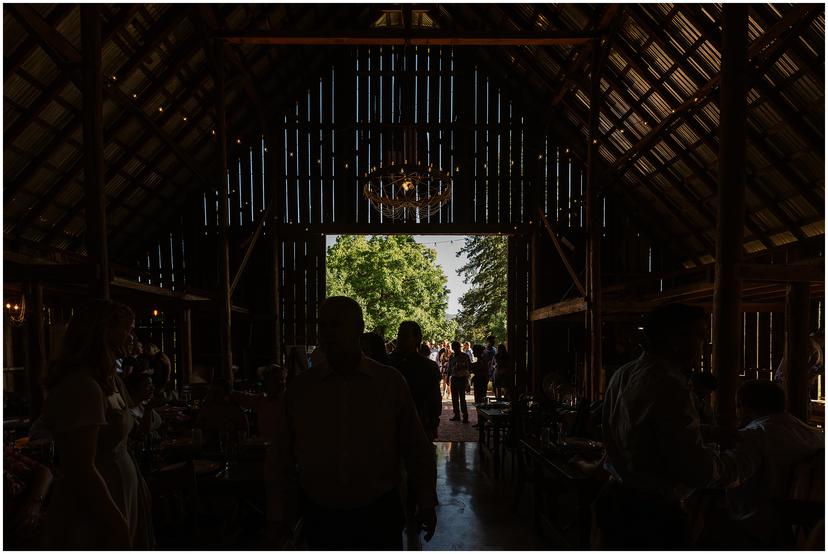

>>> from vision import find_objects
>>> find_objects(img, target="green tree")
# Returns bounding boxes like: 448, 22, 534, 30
454, 236, 507, 344
326, 235, 457, 342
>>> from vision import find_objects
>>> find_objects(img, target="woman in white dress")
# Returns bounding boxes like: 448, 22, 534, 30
40, 299, 153, 549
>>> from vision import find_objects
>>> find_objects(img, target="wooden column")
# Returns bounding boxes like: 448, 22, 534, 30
265, 132, 283, 366
585, 39, 603, 400
214, 39, 233, 383
530, 230, 540, 397
785, 283, 811, 421
24, 282, 45, 418
80, 5, 109, 299
712, 5, 748, 429
177, 307, 193, 386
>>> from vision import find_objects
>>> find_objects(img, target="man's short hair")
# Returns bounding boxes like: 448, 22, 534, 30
737, 379, 786, 416
644, 303, 706, 345
486, 335, 496, 345
398, 320, 423, 344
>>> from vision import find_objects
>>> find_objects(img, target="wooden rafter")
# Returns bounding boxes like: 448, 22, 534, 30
605, 4, 820, 181
218, 28, 601, 46
12, 23, 208, 238
604, 24, 799, 247
49, 51, 220, 248
3, 5, 137, 156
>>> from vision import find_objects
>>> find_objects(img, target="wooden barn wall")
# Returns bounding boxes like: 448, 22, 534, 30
125, 46, 818, 391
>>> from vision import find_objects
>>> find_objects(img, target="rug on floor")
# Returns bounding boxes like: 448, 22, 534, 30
434, 396, 479, 442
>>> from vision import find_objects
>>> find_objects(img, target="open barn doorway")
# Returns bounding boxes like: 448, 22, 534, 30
320, 233, 509, 442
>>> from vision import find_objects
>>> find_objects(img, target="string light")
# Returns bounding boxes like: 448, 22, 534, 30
152, 309, 159, 317
158, 106, 164, 112
132, 93, 137, 99
236, 138, 242, 144
182, 116, 187, 122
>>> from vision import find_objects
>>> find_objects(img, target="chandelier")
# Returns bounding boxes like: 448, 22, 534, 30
362, 48, 452, 221
362, 128, 452, 220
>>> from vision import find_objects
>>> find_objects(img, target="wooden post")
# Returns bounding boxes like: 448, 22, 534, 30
24, 282, 45, 418
177, 307, 193, 386
214, 39, 233, 383
80, 5, 109, 299
712, 5, 748, 429
785, 283, 811, 421
585, 39, 603, 400
530, 230, 540, 397
265, 131, 283, 366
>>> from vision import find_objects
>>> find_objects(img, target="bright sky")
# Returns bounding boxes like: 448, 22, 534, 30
325, 234, 470, 315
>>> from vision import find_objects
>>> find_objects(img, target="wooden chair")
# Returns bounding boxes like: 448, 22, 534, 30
148, 460, 201, 548
778, 449, 825, 548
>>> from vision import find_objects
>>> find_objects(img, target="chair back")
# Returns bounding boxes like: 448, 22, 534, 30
148, 460, 200, 547
787, 448, 825, 548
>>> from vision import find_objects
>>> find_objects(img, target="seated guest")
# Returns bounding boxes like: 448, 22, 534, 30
124, 372, 164, 443
151, 360, 178, 404
4, 445, 53, 549
598, 303, 722, 549
712, 380, 824, 548
195, 379, 249, 449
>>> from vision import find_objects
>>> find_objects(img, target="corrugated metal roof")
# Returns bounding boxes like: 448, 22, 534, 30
2, 3, 823, 268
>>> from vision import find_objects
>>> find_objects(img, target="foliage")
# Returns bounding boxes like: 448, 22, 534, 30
326, 235, 457, 342
454, 236, 508, 344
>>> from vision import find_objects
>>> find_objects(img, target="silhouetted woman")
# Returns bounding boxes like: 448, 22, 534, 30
40, 299, 153, 549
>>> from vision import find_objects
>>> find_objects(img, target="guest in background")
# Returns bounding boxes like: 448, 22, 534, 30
448, 341, 471, 423
471, 344, 489, 406
419, 342, 432, 358
360, 331, 389, 365
493, 344, 513, 401
388, 320, 442, 550
40, 299, 154, 549
438, 341, 451, 399
481, 335, 497, 394
195, 379, 249, 450
267, 297, 437, 550
598, 303, 721, 550
124, 372, 164, 444
232, 365, 286, 444
4, 445, 53, 549
710, 380, 825, 548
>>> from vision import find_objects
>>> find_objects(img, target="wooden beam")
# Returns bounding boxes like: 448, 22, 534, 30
784, 283, 811, 421
81, 5, 109, 299
713, 5, 748, 431
275, 222, 533, 237
178, 308, 193, 386
537, 209, 585, 296
530, 297, 587, 321
24, 281, 46, 418
230, 200, 274, 296
214, 39, 233, 384
738, 263, 825, 283
605, 4, 817, 182
586, 35, 606, 400
219, 29, 600, 46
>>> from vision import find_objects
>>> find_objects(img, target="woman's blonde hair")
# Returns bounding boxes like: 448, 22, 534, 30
45, 299, 134, 395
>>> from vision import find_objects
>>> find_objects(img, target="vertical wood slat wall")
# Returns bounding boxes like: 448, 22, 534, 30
126, 46, 810, 385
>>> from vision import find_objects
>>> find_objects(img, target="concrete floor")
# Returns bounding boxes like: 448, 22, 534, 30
422, 442, 549, 551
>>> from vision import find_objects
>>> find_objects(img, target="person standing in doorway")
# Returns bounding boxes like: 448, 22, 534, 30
448, 341, 471, 423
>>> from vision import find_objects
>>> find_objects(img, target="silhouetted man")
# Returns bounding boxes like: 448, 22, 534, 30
388, 320, 442, 549
598, 303, 722, 549
267, 297, 437, 550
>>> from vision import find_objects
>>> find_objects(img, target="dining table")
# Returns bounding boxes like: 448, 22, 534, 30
476, 403, 511, 479
518, 435, 607, 550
